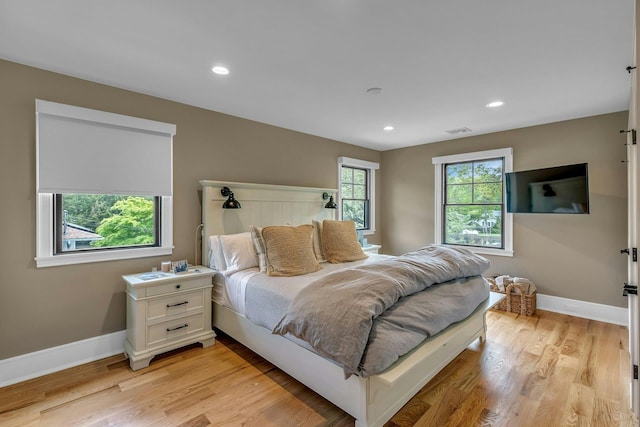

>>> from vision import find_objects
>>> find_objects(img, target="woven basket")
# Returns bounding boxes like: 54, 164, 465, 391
488, 281, 537, 316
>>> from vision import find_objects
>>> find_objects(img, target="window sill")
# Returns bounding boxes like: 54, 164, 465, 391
35, 246, 173, 268
466, 247, 514, 257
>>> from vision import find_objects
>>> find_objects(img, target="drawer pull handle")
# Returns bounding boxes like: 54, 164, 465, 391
166, 301, 189, 308
166, 324, 188, 332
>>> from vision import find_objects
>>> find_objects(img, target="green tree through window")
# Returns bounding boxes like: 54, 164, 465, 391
58, 194, 157, 252
443, 158, 504, 248
341, 166, 369, 230
93, 197, 156, 247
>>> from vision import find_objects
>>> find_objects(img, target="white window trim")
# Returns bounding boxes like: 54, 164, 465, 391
35, 195, 173, 267
338, 156, 379, 235
35, 101, 174, 268
432, 148, 513, 257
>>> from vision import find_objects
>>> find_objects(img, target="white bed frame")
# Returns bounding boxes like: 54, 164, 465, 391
200, 180, 504, 427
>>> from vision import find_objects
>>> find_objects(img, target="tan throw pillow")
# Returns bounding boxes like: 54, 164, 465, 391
321, 220, 367, 263
262, 225, 320, 277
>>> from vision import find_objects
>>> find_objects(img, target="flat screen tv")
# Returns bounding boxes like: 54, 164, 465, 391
505, 163, 589, 214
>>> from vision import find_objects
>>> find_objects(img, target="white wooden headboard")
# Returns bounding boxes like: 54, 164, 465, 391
200, 180, 338, 267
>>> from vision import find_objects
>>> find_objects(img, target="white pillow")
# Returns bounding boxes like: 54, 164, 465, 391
208, 235, 227, 272
219, 232, 258, 276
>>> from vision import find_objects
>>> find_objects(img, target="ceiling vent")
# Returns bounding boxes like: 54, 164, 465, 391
445, 127, 472, 135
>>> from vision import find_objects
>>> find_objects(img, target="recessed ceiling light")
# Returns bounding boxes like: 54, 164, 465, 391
212, 66, 229, 75
486, 101, 504, 108
383, 125, 394, 131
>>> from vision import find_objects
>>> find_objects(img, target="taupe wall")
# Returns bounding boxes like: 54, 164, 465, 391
381, 112, 629, 308
0, 57, 629, 361
0, 60, 381, 360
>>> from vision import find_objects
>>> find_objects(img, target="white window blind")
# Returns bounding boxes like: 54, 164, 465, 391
36, 100, 175, 196
35, 100, 176, 268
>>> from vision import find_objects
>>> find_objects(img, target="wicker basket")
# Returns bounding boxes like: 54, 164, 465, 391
488, 280, 537, 316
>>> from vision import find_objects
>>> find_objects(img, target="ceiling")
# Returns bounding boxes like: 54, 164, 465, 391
0, 1, 633, 151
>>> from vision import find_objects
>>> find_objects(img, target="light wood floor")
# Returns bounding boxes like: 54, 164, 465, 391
0, 309, 637, 427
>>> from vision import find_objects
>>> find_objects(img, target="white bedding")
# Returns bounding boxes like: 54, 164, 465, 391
213, 254, 391, 316
213, 268, 259, 315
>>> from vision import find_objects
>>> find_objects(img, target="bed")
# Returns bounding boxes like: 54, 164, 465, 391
200, 180, 504, 427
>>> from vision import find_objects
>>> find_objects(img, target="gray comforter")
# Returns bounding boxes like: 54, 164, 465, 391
272, 245, 490, 378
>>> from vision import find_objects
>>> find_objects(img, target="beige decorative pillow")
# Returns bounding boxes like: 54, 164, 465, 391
262, 225, 320, 277
321, 220, 367, 263
311, 220, 326, 262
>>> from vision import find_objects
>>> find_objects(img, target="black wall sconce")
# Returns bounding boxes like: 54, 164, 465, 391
323, 192, 338, 209
221, 186, 241, 209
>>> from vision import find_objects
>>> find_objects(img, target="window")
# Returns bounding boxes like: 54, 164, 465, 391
338, 157, 379, 234
35, 100, 175, 267
55, 194, 159, 253
341, 166, 369, 229
432, 148, 513, 257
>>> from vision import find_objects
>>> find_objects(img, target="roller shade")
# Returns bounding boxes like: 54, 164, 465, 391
36, 100, 175, 196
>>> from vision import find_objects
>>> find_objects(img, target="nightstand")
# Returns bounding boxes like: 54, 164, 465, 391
123, 266, 215, 370
362, 244, 381, 255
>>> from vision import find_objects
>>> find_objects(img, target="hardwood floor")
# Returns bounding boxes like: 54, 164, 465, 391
0, 309, 637, 426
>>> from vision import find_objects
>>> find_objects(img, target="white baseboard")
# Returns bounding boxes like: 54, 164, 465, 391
537, 293, 628, 326
0, 330, 126, 388
0, 294, 628, 388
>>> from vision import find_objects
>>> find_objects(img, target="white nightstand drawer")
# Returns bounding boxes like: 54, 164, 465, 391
145, 276, 210, 297
146, 290, 204, 322
146, 313, 205, 346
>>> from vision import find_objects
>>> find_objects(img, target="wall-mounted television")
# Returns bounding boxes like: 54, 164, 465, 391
506, 163, 589, 214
